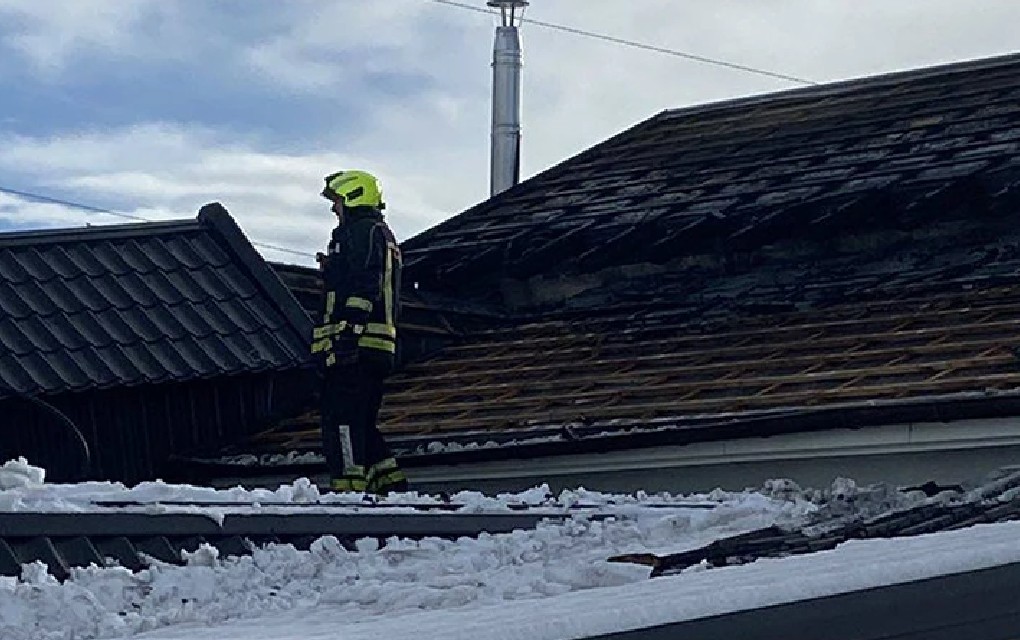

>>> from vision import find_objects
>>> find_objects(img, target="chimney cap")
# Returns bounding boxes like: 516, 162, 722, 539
487, 0, 529, 7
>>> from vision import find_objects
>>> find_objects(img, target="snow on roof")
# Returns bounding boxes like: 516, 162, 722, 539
2, 458, 1019, 639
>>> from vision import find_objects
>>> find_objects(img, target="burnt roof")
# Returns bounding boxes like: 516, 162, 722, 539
232, 52, 1020, 468
403, 52, 1020, 303
0, 203, 312, 398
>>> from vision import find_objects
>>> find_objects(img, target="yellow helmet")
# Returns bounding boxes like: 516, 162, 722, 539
321, 170, 385, 209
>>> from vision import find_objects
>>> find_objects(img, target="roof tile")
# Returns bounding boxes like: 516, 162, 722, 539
16, 352, 63, 393
93, 343, 143, 383
66, 347, 119, 386
114, 271, 160, 307
218, 297, 261, 333
0, 207, 311, 399
242, 331, 293, 366
43, 349, 91, 390
44, 313, 89, 351
171, 335, 220, 375
90, 273, 139, 310
217, 263, 258, 298
89, 243, 134, 276
115, 239, 157, 274
17, 315, 60, 354
13, 280, 60, 315
143, 269, 187, 305
64, 307, 115, 348
190, 299, 237, 335
39, 246, 85, 279
172, 301, 216, 338
189, 235, 231, 267
0, 317, 36, 356
94, 307, 142, 345
188, 266, 235, 300
145, 306, 189, 341
162, 235, 208, 270
64, 276, 114, 313
142, 237, 182, 272
116, 306, 165, 343
0, 257, 30, 284
0, 283, 31, 318
41, 278, 87, 314
164, 268, 209, 304
64, 244, 109, 278
119, 342, 170, 383
0, 353, 35, 394
12, 248, 58, 282
145, 340, 196, 379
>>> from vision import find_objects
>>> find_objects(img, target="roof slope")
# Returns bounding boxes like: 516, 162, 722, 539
0, 204, 312, 398
238, 52, 1020, 465
403, 52, 1020, 302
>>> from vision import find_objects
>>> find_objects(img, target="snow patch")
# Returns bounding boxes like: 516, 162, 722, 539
0, 457, 45, 489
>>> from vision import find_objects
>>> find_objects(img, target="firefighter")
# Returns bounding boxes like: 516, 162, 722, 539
311, 169, 408, 495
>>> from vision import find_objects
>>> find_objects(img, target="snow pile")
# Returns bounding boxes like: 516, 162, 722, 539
0, 459, 1005, 640
0, 457, 45, 490
0, 480, 813, 640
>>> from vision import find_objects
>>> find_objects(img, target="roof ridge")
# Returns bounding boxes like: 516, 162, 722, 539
0, 218, 201, 248
197, 203, 313, 351
661, 50, 1020, 120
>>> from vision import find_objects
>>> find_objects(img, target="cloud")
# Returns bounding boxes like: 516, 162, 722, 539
0, 123, 449, 265
0, 0, 172, 73
1, 0, 1019, 267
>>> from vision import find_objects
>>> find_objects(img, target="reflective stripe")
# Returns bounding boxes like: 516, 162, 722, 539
338, 425, 356, 471
331, 477, 367, 492
326, 353, 336, 367
370, 469, 407, 492
358, 336, 396, 353
314, 321, 356, 339
312, 325, 333, 339
324, 291, 336, 322
367, 457, 399, 479
311, 337, 332, 353
365, 323, 396, 338
345, 296, 373, 312
383, 244, 394, 328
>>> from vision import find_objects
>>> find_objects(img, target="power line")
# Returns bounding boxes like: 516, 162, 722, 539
0, 185, 316, 259
429, 0, 818, 86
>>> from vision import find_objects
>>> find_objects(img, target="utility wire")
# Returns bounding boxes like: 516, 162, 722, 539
0, 185, 316, 259
429, 0, 818, 86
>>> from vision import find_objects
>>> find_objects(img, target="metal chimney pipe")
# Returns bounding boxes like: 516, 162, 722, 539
488, 0, 527, 197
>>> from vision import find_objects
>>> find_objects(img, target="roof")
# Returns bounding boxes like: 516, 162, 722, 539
0, 203, 312, 399
236, 52, 1020, 467
402, 52, 1020, 303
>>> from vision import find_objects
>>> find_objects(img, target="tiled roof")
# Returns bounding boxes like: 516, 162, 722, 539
0, 204, 312, 398
402, 52, 1020, 301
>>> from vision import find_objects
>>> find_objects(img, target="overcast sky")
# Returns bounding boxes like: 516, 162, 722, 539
0, 1, 1017, 265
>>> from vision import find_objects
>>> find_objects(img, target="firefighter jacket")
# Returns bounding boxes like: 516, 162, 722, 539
311, 207, 401, 371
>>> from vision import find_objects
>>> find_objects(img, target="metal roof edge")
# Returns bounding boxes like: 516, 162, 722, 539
392, 391, 1020, 468
0, 218, 201, 248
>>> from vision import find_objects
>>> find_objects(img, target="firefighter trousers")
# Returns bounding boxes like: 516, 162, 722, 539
319, 363, 405, 492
